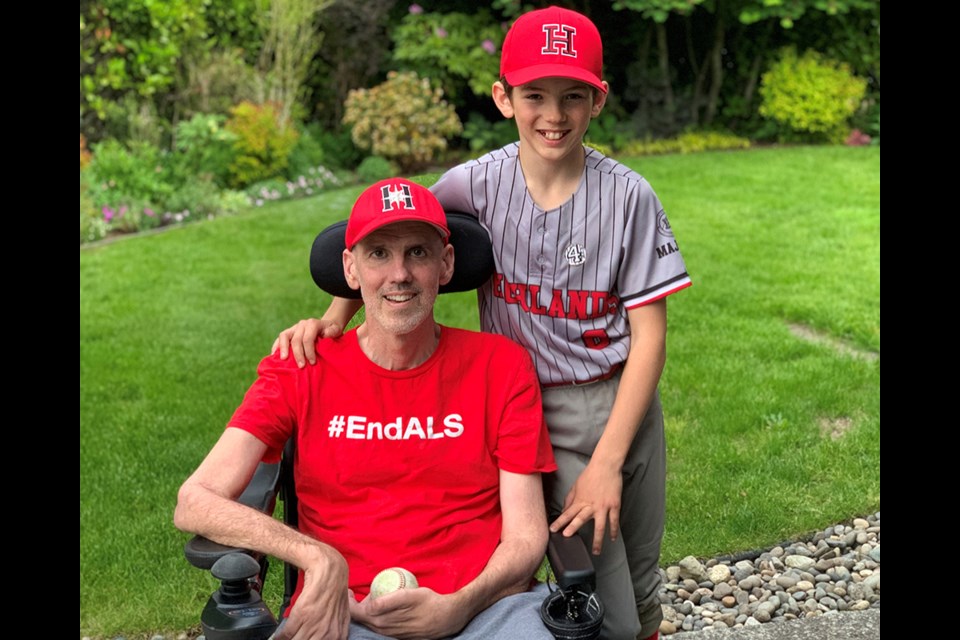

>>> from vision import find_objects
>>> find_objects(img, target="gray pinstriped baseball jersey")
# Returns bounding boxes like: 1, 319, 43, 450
432, 143, 691, 386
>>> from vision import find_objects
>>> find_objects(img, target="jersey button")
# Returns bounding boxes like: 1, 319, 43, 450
537, 225, 546, 234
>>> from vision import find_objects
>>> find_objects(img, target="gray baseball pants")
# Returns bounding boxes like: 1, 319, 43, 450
541, 372, 666, 640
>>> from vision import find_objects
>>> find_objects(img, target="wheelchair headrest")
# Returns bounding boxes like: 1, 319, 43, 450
309, 211, 496, 299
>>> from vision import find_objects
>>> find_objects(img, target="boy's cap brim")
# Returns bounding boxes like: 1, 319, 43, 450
503, 65, 606, 94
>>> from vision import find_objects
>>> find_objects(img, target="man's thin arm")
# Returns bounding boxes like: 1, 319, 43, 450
174, 428, 351, 640
452, 469, 548, 617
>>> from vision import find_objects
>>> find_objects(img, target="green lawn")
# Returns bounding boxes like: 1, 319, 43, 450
79, 145, 879, 638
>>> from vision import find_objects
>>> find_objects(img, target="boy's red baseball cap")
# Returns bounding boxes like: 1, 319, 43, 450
345, 178, 450, 248
500, 6, 606, 94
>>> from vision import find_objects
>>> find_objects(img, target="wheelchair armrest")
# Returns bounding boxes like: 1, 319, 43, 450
547, 531, 596, 592
183, 461, 282, 570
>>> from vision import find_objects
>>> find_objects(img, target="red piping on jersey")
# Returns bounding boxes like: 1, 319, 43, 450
623, 280, 693, 310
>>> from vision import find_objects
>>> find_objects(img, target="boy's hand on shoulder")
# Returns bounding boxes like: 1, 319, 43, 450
271, 318, 339, 367
550, 459, 623, 555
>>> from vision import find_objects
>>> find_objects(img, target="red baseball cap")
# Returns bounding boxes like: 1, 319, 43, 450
500, 6, 606, 94
345, 178, 450, 248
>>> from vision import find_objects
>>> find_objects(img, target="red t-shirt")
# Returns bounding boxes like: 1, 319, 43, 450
228, 326, 556, 600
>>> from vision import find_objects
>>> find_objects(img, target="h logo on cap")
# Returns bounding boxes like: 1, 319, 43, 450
541, 24, 577, 57
381, 184, 415, 212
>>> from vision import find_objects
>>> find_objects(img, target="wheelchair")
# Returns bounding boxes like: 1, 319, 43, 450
183, 214, 604, 640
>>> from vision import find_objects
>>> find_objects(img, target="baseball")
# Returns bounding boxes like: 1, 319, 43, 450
369, 567, 418, 599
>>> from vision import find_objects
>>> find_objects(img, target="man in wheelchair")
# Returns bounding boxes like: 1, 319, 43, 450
175, 178, 560, 640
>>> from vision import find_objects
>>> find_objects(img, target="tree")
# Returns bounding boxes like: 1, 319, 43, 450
80, 0, 208, 140
257, 0, 333, 125
614, 1, 707, 131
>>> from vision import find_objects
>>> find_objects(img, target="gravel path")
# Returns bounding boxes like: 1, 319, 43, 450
656, 512, 880, 636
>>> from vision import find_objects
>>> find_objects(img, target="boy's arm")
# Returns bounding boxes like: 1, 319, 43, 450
175, 428, 352, 640
349, 469, 548, 639
271, 297, 364, 367
550, 299, 667, 554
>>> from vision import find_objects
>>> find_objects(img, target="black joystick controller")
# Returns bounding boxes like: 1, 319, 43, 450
200, 553, 278, 640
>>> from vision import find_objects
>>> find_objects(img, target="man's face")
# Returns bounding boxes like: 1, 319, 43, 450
343, 221, 454, 337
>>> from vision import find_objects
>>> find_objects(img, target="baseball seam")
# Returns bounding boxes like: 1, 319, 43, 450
392, 568, 406, 589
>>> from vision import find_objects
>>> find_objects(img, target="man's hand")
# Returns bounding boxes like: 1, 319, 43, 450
271, 319, 340, 368
274, 551, 351, 640
350, 588, 470, 640
549, 459, 623, 555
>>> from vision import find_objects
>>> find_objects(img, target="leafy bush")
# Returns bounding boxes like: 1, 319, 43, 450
101, 200, 164, 234
80, 135, 92, 170
343, 71, 462, 172
356, 156, 397, 183
620, 131, 752, 157
585, 142, 614, 158
462, 113, 518, 154
87, 140, 174, 211
247, 165, 346, 206
311, 126, 365, 170
80, 172, 107, 244
81, 134, 256, 242
162, 181, 250, 220
866, 103, 880, 145
173, 113, 239, 187
225, 101, 300, 187
392, 8, 502, 100
759, 48, 867, 143
584, 109, 637, 152
287, 123, 328, 178
164, 177, 228, 220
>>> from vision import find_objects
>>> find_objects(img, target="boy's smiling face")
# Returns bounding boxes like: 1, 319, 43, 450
494, 76, 607, 170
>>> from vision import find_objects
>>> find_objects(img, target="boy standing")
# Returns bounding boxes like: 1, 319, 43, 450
430, 8, 692, 639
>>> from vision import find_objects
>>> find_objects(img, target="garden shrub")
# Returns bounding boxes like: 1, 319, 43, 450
343, 71, 462, 172
80, 135, 92, 169
173, 113, 238, 188
312, 127, 364, 170
462, 113, 518, 153
759, 48, 867, 143
80, 172, 107, 244
163, 177, 227, 220
225, 101, 300, 188
356, 156, 397, 183
585, 142, 614, 158
87, 140, 174, 213
584, 109, 636, 152
246, 166, 345, 207
620, 131, 751, 157
287, 123, 328, 178
100, 199, 164, 234
392, 9, 502, 100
